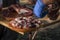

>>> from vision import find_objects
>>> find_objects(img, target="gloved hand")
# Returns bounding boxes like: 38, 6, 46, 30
33, 0, 48, 18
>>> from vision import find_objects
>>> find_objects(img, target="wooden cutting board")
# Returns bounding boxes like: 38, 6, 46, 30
0, 20, 37, 35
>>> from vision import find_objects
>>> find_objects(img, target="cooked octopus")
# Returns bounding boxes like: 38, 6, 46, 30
9, 17, 41, 29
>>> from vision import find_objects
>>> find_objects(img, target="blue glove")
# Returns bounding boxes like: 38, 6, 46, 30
33, 0, 48, 18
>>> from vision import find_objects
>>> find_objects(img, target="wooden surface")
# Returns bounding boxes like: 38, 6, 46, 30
0, 11, 60, 35
0, 20, 37, 35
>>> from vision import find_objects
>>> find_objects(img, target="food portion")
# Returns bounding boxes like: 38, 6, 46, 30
47, 3, 59, 20
9, 17, 41, 29
15, 7, 33, 17
2, 4, 33, 20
